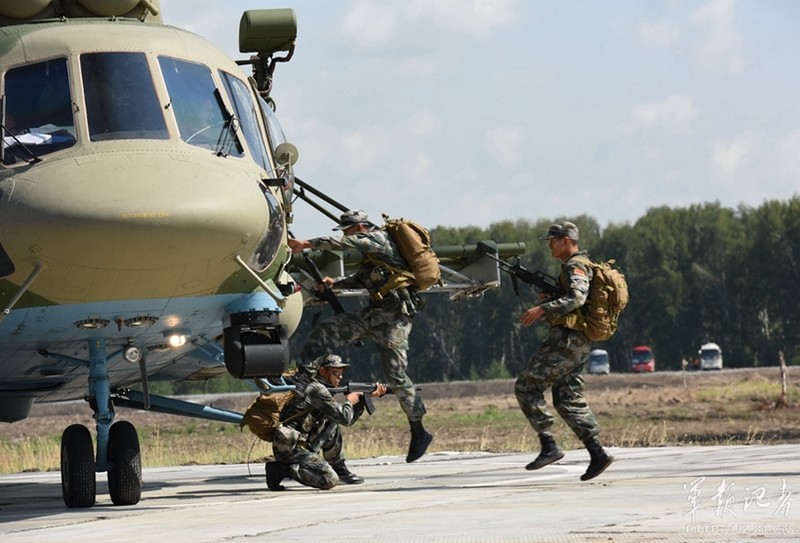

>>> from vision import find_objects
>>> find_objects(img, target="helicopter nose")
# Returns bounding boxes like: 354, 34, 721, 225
3, 152, 277, 299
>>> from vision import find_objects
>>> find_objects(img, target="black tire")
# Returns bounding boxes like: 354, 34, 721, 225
61, 424, 96, 508
107, 420, 142, 506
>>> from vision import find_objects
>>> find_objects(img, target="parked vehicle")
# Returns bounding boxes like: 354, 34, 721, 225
699, 342, 723, 370
587, 349, 610, 374
631, 345, 655, 373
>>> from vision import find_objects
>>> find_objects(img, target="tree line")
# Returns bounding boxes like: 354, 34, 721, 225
291, 196, 800, 383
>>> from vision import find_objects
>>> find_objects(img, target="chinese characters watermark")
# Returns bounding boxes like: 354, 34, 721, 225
683, 476, 796, 536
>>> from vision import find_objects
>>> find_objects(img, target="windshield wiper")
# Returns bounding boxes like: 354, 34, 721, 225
213, 89, 243, 157
0, 124, 42, 165
1, 95, 41, 164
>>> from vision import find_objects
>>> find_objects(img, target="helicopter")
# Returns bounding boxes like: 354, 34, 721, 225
0, 0, 523, 509
0, 0, 305, 508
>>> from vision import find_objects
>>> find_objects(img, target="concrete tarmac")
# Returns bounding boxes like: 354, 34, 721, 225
1, 445, 798, 542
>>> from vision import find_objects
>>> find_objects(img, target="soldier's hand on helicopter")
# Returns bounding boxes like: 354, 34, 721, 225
316, 276, 336, 292
520, 305, 545, 327
287, 238, 309, 253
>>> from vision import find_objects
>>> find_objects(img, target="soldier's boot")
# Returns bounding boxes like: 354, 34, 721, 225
332, 461, 364, 485
581, 437, 614, 481
265, 461, 290, 491
406, 420, 433, 463
525, 433, 565, 470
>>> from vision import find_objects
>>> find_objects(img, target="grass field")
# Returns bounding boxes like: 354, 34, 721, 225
1, 366, 798, 474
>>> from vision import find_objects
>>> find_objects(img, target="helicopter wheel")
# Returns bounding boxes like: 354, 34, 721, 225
107, 420, 142, 506
61, 424, 96, 508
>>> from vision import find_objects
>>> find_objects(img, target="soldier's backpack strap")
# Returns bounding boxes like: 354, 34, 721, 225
548, 254, 593, 331
365, 253, 415, 301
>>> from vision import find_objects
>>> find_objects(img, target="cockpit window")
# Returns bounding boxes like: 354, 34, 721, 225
158, 56, 242, 156
3, 58, 76, 165
81, 52, 167, 142
257, 94, 294, 204
258, 96, 287, 152
220, 71, 270, 171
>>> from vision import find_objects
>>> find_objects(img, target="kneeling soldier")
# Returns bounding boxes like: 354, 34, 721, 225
266, 354, 386, 490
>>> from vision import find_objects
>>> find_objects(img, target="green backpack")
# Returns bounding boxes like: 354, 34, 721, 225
572, 255, 629, 341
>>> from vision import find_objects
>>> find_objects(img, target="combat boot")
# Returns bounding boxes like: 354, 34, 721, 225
332, 461, 364, 485
581, 437, 614, 481
265, 461, 290, 491
406, 420, 433, 463
525, 433, 565, 470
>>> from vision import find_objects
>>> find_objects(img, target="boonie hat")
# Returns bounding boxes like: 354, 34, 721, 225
333, 209, 370, 231
316, 353, 350, 369
539, 221, 579, 241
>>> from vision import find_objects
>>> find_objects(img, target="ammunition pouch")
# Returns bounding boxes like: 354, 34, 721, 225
365, 254, 416, 302
550, 311, 586, 331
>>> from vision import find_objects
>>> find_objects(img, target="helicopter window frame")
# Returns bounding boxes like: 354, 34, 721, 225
219, 70, 271, 171
80, 51, 169, 142
2, 57, 77, 165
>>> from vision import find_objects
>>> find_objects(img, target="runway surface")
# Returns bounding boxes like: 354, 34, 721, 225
1, 445, 798, 542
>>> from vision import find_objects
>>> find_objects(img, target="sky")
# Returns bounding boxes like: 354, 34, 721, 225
163, 0, 800, 238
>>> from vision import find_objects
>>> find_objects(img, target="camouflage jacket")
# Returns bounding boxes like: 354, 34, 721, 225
542, 250, 593, 327
281, 375, 364, 445
309, 229, 414, 308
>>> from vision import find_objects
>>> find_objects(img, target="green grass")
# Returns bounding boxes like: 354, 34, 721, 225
694, 379, 797, 402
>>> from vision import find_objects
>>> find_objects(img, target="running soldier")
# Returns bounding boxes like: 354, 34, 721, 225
288, 210, 433, 463
516, 221, 614, 481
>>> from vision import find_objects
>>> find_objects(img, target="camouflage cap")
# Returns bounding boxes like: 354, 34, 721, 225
316, 353, 350, 370
539, 221, 579, 241
333, 209, 370, 231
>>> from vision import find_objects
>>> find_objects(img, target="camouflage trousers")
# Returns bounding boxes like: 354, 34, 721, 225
271, 423, 345, 490
514, 326, 599, 443
297, 304, 427, 421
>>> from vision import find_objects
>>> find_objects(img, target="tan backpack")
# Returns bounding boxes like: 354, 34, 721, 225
239, 390, 297, 442
239, 369, 312, 442
382, 215, 441, 291
572, 255, 629, 341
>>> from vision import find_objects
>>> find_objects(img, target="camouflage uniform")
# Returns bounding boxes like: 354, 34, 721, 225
515, 250, 600, 442
272, 374, 366, 490
297, 229, 426, 422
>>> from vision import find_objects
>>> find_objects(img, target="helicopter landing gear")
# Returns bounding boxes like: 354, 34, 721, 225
49, 339, 143, 508
60, 423, 96, 508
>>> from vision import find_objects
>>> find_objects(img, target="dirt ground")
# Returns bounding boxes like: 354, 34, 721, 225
2, 366, 799, 468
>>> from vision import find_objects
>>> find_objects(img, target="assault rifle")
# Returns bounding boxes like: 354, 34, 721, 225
302, 252, 346, 314
300, 252, 364, 346
328, 382, 423, 415
485, 253, 563, 299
